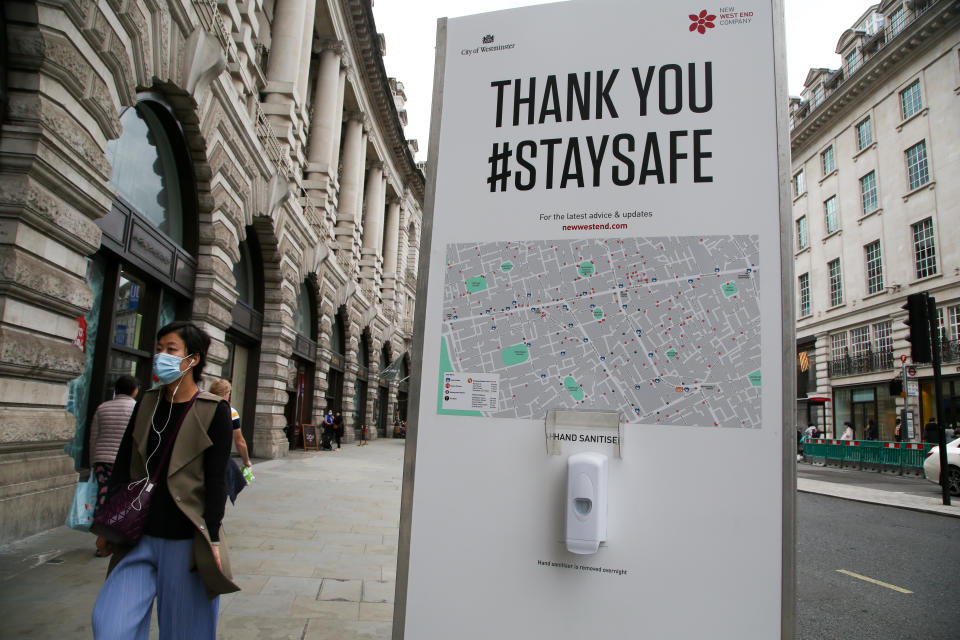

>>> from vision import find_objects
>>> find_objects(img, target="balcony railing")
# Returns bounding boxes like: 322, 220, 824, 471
790, 0, 937, 128
940, 339, 960, 365
828, 349, 895, 377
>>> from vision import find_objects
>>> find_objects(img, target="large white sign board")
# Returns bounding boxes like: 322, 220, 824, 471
397, 1, 794, 637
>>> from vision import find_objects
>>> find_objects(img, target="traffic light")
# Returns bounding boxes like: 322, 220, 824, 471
902, 293, 931, 362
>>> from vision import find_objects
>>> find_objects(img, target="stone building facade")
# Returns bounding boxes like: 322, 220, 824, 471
0, 0, 423, 543
789, 1, 959, 440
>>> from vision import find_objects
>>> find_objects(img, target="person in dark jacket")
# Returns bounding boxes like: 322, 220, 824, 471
333, 411, 343, 451
923, 417, 940, 444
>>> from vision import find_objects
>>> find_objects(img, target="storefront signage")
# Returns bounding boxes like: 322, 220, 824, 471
398, 2, 791, 638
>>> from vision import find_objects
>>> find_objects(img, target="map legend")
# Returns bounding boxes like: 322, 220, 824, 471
441, 372, 500, 411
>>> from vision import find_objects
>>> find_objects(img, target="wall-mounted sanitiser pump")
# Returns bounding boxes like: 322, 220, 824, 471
566, 452, 608, 554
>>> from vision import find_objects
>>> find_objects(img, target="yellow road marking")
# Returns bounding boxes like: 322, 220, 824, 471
835, 569, 913, 594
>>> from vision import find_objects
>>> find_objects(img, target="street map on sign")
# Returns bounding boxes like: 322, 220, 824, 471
439, 236, 762, 427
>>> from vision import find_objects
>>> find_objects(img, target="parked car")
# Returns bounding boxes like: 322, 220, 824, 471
922, 437, 960, 496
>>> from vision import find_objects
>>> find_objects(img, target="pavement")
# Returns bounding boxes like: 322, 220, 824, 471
1, 442, 958, 639
0, 439, 405, 640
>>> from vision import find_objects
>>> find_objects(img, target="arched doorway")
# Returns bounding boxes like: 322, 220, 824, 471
70, 95, 199, 467
375, 343, 392, 437
396, 354, 410, 426
285, 280, 317, 447
224, 231, 264, 453
325, 308, 347, 417
353, 329, 371, 439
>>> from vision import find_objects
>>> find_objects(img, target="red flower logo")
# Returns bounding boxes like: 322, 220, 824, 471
689, 9, 716, 34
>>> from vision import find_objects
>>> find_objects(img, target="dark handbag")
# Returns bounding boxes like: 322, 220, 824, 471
91, 392, 198, 545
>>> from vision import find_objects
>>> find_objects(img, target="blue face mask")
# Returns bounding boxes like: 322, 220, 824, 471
153, 352, 194, 385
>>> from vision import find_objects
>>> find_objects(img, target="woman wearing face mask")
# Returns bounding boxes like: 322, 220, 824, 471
92, 321, 239, 639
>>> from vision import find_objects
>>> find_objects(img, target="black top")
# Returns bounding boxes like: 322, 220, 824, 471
109, 396, 233, 541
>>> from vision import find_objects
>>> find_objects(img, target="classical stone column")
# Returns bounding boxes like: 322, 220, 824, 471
264, 0, 308, 103
334, 116, 365, 263
354, 129, 369, 223
305, 42, 345, 179
361, 164, 385, 250
297, 0, 318, 105
375, 175, 388, 252
381, 198, 402, 316
329, 65, 348, 179
383, 199, 401, 275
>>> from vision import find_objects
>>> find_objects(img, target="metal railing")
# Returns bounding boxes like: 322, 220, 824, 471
790, 0, 938, 127
828, 349, 894, 377
940, 339, 960, 365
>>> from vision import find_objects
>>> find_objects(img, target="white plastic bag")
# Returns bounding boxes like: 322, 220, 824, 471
66, 477, 98, 531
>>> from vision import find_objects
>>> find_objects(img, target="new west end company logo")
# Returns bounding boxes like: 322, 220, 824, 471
461, 34, 516, 56
688, 7, 755, 33
689, 10, 716, 34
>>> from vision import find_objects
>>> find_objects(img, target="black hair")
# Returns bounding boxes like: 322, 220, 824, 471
156, 321, 211, 383
114, 375, 139, 396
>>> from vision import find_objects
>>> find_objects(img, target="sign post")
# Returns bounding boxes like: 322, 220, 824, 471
396, 1, 794, 637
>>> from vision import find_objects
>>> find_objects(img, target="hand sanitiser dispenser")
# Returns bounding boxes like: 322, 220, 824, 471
566, 452, 608, 554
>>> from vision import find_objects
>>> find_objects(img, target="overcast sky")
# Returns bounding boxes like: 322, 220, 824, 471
371, 0, 871, 161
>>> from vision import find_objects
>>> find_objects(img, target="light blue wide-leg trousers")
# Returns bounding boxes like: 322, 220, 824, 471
92, 535, 219, 640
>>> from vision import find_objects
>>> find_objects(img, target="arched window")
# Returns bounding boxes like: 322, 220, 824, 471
293, 281, 315, 340
106, 102, 185, 245
330, 310, 346, 356
358, 332, 369, 368
233, 240, 255, 306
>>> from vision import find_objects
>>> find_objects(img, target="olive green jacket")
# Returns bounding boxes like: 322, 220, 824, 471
107, 389, 240, 599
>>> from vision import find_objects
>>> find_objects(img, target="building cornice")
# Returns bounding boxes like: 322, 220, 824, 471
790, 1, 960, 157
344, 0, 425, 204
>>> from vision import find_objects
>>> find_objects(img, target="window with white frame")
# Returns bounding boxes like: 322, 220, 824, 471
824, 196, 839, 234
831, 332, 848, 358
873, 321, 892, 354
796, 216, 808, 250
889, 6, 905, 36
856, 117, 873, 150
905, 141, 929, 190
947, 306, 960, 345
865, 240, 883, 294
799, 273, 810, 317
860, 171, 878, 214
900, 80, 923, 120
845, 51, 861, 75
850, 326, 871, 357
912, 217, 937, 278
812, 85, 824, 107
828, 258, 843, 306
821, 145, 835, 175
793, 170, 805, 197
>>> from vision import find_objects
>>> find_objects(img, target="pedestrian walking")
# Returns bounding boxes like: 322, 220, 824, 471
840, 421, 854, 441
894, 417, 903, 442
866, 419, 878, 441
208, 379, 252, 469
208, 379, 254, 503
333, 411, 343, 450
88, 375, 139, 555
923, 417, 940, 444
91, 321, 239, 639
